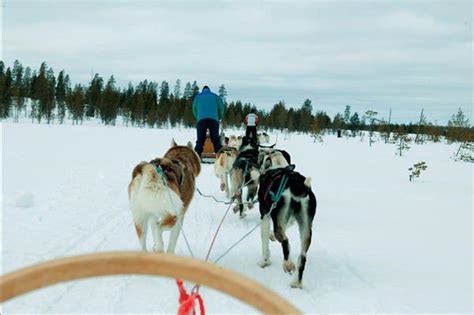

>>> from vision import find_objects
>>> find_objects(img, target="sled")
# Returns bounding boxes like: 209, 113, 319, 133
201, 133, 217, 164
0, 252, 301, 314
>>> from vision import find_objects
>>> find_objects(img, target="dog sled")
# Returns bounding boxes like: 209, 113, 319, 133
201, 133, 217, 164
0, 252, 300, 314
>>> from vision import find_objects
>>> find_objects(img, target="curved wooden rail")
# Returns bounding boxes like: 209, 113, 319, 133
0, 251, 301, 314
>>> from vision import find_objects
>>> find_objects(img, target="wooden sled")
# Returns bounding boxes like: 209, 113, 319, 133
201, 134, 217, 164
0, 252, 301, 314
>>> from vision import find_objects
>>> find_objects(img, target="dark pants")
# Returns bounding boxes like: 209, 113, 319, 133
246, 126, 257, 140
195, 118, 222, 156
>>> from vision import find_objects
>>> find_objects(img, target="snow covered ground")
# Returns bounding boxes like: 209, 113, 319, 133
1, 122, 472, 314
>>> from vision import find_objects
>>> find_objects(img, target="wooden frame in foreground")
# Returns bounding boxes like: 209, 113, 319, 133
0, 251, 301, 314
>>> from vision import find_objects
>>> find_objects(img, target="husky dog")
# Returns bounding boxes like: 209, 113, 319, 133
257, 162, 316, 289
128, 139, 201, 253
257, 132, 271, 144
228, 135, 243, 149
230, 136, 260, 217
214, 146, 238, 198
258, 148, 291, 173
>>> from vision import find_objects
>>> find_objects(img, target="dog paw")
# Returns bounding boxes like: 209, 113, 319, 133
258, 259, 272, 268
283, 260, 296, 274
239, 211, 247, 219
233, 206, 240, 213
220, 183, 226, 191
247, 202, 254, 209
269, 232, 276, 242
290, 280, 303, 289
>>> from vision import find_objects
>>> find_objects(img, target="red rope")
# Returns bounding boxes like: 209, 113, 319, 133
205, 202, 234, 261
176, 279, 205, 315
176, 196, 233, 314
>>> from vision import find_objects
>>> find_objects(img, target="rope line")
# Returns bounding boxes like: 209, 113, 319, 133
213, 174, 288, 264
204, 202, 234, 261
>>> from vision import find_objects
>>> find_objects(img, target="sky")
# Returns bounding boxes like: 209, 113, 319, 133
2, 0, 472, 124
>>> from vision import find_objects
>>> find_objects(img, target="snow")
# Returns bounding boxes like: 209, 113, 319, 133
1, 122, 472, 314
14, 192, 35, 208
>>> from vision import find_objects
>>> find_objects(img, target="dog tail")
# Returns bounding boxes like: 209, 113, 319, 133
304, 176, 312, 188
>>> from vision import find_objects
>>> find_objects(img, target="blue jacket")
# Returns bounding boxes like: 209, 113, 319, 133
192, 87, 225, 122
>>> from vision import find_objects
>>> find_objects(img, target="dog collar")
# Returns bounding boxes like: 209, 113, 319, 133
154, 165, 166, 180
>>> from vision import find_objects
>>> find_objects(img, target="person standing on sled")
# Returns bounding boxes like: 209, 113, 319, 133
192, 85, 225, 158
244, 108, 259, 140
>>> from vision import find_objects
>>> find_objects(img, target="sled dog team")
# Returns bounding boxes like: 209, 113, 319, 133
128, 136, 317, 288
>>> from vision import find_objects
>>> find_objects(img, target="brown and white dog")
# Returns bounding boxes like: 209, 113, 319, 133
128, 139, 201, 253
214, 146, 238, 198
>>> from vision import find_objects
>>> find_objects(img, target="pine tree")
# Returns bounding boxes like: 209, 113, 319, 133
157, 80, 170, 125
349, 112, 360, 136
55, 70, 67, 123
44, 67, 56, 123
447, 108, 470, 142
315, 111, 331, 131
392, 126, 411, 156
269, 101, 287, 131
173, 79, 181, 100
0, 62, 8, 118
122, 82, 134, 126
300, 99, 313, 132
414, 109, 427, 144
343, 105, 351, 126
218, 84, 227, 104
12, 60, 25, 121
191, 81, 199, 100
31, 62, 50, 122
22, 66, 32, 101
183, 82, 192, 100
67, 84, 86, 124
377, 119, 391, 143
87, 74, 104, 118
101, 75, 119, 125
143, 81, 159, 127
310, 117, 323, 142
363, 110, 378, 147
332, 113, 344, 136
448, 107, 469, 128
287, 107, 295, 131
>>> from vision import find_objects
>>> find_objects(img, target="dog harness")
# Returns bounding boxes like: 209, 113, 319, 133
152, 161, 184, 188
260, 165, 295, 208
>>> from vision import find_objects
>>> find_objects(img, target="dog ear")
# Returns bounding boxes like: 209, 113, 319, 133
171, 138, 178, 147
187, 141, 193, 149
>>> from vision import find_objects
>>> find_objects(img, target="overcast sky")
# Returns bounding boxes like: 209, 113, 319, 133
2, 0, 472, 123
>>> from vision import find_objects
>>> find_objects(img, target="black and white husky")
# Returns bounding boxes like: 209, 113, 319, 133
230, 136, 260, 217
257, 160, 317, 289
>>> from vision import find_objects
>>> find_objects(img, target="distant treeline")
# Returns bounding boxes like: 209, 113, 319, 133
0, 60, 472, 142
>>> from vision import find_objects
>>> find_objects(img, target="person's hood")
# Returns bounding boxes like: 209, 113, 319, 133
201, 87, 211, 94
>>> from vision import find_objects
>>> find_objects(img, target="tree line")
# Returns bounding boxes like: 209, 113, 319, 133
0, 60, 472, 142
